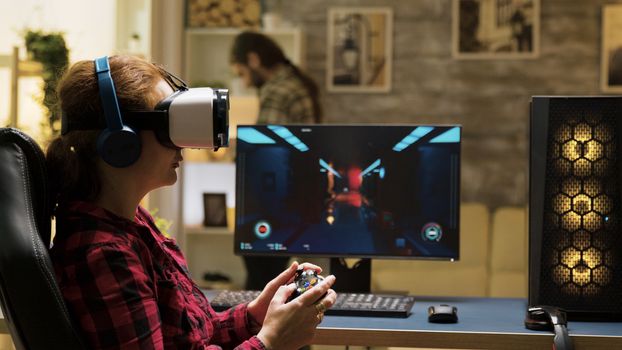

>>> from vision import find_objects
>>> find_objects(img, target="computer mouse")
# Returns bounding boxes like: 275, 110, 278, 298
428, 304, 458, 323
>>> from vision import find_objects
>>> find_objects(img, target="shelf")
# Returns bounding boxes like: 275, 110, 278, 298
185, 225, 233, 236
17, 60, 43, 76
184, 224, 245, 289
186, 27, 301, 36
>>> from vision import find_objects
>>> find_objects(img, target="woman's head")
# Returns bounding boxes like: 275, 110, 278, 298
47, 55, 180, 208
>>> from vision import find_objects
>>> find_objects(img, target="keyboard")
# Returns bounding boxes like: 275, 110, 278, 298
210, 290, 415, 318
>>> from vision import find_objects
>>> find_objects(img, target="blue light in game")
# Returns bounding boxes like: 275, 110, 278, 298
430, 127, 461, 143
360, 158, 381, 177
392, 126, 434, 151
319, 158, 342, 178
237, 127, 276, 144
268, 125, 309, 152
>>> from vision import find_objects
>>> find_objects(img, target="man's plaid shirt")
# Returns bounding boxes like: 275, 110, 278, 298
258, 65, 315, 124
51, 201, 266, 350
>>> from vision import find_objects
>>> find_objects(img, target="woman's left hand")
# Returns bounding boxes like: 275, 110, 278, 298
247, 261, 322, 328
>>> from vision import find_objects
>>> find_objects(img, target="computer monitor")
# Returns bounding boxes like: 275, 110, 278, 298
234, 124, 461, 291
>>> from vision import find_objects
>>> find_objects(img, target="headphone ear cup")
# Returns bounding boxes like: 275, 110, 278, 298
97, 126, 141, 167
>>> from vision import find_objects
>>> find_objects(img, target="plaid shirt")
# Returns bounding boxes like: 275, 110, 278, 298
51, 201, 266, 350
258, 65, 315, 124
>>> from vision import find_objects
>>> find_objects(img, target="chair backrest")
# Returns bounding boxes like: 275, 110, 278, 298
0, 128, 84, 350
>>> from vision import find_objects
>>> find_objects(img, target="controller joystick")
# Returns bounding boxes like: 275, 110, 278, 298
289, 269, 324, 301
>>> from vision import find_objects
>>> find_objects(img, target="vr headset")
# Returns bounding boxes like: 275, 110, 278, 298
62, 56, 229, 167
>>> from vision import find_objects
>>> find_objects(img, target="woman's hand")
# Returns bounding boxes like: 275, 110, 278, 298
247, 261, 321, 326
256, 274, 337, 350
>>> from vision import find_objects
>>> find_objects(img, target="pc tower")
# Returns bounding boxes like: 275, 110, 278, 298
529, 96, 622, 320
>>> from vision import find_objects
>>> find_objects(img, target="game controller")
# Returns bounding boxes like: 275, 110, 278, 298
289, 269, 324, 301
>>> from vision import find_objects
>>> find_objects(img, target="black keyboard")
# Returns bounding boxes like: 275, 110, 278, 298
210, 290, 415, 318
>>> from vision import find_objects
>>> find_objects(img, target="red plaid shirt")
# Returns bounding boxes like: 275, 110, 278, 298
51, 201, 266, 350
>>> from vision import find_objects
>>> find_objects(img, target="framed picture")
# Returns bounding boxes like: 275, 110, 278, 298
203, 193, 228, 227
601, 4, 622, 93
327, 7, 393, 93
452, 0, 540, 59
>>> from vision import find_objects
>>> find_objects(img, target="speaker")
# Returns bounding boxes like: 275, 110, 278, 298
529, 96, 622, 320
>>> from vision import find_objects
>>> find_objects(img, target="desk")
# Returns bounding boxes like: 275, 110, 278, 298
2, 296, 620, 349
313, 296, 622, 349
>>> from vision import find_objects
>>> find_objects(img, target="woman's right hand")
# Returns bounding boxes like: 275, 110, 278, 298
256, 274, 337, 350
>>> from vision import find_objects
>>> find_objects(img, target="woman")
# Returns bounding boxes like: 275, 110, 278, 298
47, 55, 336, 349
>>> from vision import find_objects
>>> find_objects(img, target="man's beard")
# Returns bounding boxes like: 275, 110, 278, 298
250, 68, 265, 88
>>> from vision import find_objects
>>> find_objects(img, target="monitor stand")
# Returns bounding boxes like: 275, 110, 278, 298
329, 258, 371, 293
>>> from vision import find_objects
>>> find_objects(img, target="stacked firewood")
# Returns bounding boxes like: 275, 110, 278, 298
187, 0, 261, 28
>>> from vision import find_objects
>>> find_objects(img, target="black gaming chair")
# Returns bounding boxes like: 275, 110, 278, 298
0, 128, 84, 349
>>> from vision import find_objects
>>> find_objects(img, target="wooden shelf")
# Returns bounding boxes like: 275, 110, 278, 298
185, 225, 233, 236
186, 27, 302, 36
17, 60, 43, 76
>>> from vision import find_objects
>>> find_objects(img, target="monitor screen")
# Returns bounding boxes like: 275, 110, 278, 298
234, 124, 461, 260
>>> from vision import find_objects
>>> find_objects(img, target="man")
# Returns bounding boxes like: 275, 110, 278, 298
231, 31, 323, 290
231, 31, 322, 124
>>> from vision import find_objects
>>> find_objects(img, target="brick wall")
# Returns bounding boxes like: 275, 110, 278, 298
265, 0, 622, 209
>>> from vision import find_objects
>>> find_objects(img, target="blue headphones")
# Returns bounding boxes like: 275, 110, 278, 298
94, 56, 141, 167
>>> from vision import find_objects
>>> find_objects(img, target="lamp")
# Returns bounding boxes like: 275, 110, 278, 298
341, 37, 359, 71
529, 96, 622, 321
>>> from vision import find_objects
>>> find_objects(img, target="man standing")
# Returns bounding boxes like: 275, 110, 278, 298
231, 31, 322, 124
230, 31, 323, 290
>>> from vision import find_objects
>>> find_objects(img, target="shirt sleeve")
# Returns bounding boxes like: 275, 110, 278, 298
208, 302, 267, 350
235, 336, 268, 350
68, 242, 164, 350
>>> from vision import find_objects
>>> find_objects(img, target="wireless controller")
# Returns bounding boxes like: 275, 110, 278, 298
289, 269, 324, 301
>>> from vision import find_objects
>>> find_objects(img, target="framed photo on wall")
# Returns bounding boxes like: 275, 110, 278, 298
203, 193, 228, 227
452, 0, 540, 59
327, 7, 393, 93
601, 4, 622, 93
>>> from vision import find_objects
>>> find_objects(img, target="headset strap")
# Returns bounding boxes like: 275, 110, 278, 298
94, 56, 124, 131
552, 324, 573, 350
61, 111, 168, 134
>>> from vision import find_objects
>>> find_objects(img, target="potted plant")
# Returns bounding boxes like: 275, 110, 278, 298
24, 30, 69, 138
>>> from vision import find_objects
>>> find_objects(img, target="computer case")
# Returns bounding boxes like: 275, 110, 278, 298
529, 96, 622, 321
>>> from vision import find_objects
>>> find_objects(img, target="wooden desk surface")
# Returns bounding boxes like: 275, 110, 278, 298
313, 296, 622, 349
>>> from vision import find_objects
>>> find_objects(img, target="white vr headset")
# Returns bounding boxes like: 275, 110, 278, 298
62, 56, 229, 167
